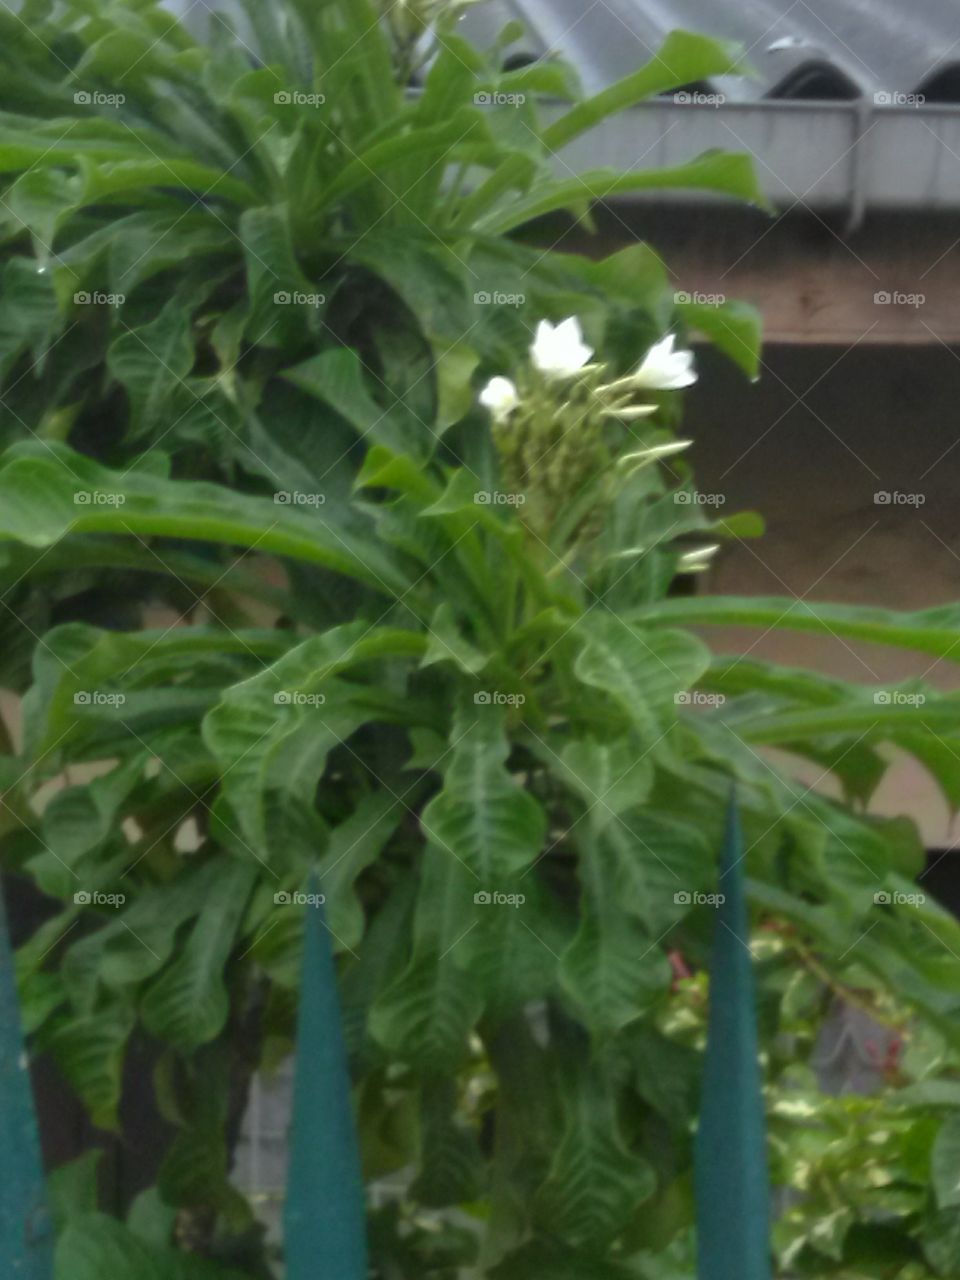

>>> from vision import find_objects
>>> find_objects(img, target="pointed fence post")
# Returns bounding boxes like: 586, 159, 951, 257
0, 879, 54, 1277
285, 880, 368, 1279
694, 794, 772, 1280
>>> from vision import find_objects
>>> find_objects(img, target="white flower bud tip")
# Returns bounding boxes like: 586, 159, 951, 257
632, 333, 697, 390
479, 375, 520, 422
529, 316, 594, 379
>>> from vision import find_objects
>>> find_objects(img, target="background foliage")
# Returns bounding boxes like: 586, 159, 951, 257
0, 1, 959, 1277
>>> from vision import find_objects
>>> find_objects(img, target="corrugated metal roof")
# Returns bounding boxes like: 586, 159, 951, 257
144, 0, 960, 217
460, 0, 960, 103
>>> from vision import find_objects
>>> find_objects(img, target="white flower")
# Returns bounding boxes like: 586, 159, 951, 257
529, 317, 593, 379
479, 375, 520, 422
632, 334, 697, 390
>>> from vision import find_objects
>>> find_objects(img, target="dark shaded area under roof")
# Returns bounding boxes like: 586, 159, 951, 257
460, 0, 960, 103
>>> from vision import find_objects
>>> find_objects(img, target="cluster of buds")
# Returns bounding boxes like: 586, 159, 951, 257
478, 317, 712, 568
480, 317, 697, 424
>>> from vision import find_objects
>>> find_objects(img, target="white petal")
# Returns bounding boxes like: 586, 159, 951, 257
529, 315, 593, 377
479, 375, 519, 421
632, 333, 698, 390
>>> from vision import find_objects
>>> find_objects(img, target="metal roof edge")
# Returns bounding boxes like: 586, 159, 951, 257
545, 98, 960, 222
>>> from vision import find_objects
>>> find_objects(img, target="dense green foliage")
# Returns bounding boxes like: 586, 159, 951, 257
1, 1, 960, 1277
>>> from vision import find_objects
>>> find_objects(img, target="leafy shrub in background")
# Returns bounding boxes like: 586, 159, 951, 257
1, 1, 960, 1276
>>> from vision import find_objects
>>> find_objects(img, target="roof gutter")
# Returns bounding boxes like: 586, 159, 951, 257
552, 98, 960, 226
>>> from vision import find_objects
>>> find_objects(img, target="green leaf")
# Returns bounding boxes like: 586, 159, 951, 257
140, 859, 256, 1052
733, 699, 960, 744
42, 1002, 135, 1130
415, 33, 485, 131
574, 614, 710, 733
239, 205, 318, 348
420, 602, 489, 675
478, 151, 767, 235
411, 1078, 485, 1207
282, 346, 424, 457
370, 847, 483, 1070
0, 255, 58, 376
63, 860, 228, 1011
41, 753, 144, 868
22, 622, 286, 757
204, 623, 424, 846
559, 821, 674, 1033
125, 1188, 177, 1249
452, 865, 568, 1020
371, 949, 482, 1072
6, 167, 82, 255
55, 1212, 247, 1280
421, 701, 546, 882
552, 737, 654, 829
81, 157, 255, 208
542, 30, 749, 152
932, 1114, 960, 1210
490, 1243, 648, 1279
107, 300, 194, 438
47, 1151, 101, 1231
535, 1058, 656, 1245
677, 297, 763, 380
637, 595, 960, 662
316, 789, 407, 950
288, 0, 397, 131
315, 108, 488, 218
0, 444, 407, 594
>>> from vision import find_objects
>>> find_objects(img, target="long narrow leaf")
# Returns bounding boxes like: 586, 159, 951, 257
0, 445, 409, 596
285, 882, 367, 1279
694, 795, 771, 1280
542, 31, 749, 152
634, 595, 960, 661
477, 151, 767, 235
0, 881, 54, 1278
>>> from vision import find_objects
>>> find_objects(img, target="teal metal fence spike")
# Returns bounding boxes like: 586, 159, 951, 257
285, 878, 368, 1280
694, 792, 772, 1280
0, 880, 54, 1277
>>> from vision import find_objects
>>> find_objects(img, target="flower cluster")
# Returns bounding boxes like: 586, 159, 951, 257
479, 317, 697, 424
476, 317, 699, 550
